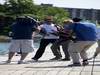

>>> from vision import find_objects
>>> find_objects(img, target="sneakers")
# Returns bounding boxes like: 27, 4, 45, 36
82, 60, 89, 66
68, 63, 81, 67
31, 57, 38, 62
61, 58, 70, 61
17, 60, 29, 64
50, 57, 62, 60
18, 60, 24, 64
6, 60, 11, 64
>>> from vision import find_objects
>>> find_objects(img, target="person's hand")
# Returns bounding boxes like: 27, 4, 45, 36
37, 26, 41, 31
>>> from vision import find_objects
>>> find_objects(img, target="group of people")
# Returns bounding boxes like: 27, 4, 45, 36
6, 15, 99, 66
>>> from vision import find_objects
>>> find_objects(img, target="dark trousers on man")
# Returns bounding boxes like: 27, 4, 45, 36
51, 39, 70, 60
32, 39, 61, 60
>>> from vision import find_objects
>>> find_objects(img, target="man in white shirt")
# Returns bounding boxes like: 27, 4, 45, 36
31, 16, 62, 61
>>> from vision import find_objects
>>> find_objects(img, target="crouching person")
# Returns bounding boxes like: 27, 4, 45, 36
6, 16, 37, 64
68, 18, 97, 66
93, 37, 100, 58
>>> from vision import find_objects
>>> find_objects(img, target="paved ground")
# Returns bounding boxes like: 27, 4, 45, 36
0, 43, 100, 75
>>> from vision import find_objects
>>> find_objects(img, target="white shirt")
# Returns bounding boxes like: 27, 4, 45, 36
40, 23, 59, 39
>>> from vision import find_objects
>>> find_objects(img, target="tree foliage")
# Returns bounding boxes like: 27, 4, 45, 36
4, 0, 34, 15
0, 0, 70, 35
35, 6, 69, 24
3, 0, 69, 23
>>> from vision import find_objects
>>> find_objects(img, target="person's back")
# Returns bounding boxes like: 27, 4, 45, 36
6, 16, 37, 64
68, 18, 97, 66
12, 17, 37, 39
73, 22, 97, 41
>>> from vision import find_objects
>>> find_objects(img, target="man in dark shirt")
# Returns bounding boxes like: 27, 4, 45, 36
6, 16, 37, 64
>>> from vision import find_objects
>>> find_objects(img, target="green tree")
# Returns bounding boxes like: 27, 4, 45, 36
36, 6, 69, 24
4, 0, 34, 15
0, 0, 70, 35
4, 0, 70, 24
0, 4, 6, 12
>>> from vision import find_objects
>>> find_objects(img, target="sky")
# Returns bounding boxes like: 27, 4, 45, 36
0, 0, 5, 4
0, 0, 100, 9
34, 0, 100, 9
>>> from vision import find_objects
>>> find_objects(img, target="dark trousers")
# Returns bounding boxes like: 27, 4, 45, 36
51, 39, 70, 59
33, 39, 60, 59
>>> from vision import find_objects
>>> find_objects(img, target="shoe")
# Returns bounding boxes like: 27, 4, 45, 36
18, 60, 29, 64
31, 57, 38, 62
6, 60, 11, 63
50, 57, 62, 60
15, 54, 20, 56
18, 60, 23, 64
82, 60, 89, 66
61, 58, 70, 61
68, 63, 81, 67
17, 52, 22, 54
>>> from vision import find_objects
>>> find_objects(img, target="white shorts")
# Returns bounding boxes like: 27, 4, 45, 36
68, 41, 96, 52
9, 40, 34, 53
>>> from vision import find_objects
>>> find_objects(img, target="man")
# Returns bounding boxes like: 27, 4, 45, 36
50, 19, 73, 61
68, 18, 97, 66
31, 16, 61, 61
6, 16, 37, 64
92, 28, 100, 58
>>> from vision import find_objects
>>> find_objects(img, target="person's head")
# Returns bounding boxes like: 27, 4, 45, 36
44, 16, 53, 24
63, 19, 73, 25
16, 16, 25, 23
16, 16, 38, 31
16, 16, 37, 26
72, 17, 82, 22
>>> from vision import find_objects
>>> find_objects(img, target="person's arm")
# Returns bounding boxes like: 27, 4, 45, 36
32, 32, 37, 39
59, 24, 75, 39
59, 30, 73, 38
37, 25, 47, 35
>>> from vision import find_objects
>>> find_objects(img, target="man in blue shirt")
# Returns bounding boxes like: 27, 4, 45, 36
68, 18, 97, 66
